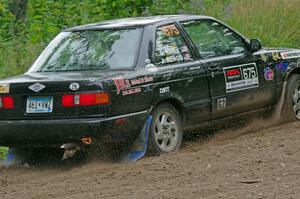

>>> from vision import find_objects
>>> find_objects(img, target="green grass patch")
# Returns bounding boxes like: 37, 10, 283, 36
0, 147, 8, 160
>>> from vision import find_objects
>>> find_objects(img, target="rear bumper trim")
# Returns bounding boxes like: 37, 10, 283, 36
0, 110, 148, 147
0, 110, 148, 125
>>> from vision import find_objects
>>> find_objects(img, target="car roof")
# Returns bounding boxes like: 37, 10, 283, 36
66, 15, 214, 31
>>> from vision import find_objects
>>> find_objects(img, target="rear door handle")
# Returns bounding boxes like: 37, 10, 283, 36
208, 65, 220, 72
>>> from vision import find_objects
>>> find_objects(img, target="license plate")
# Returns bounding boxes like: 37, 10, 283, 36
26, 96, 53, 113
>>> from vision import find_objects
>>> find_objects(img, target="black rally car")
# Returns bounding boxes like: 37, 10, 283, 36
0, 15, 300, 155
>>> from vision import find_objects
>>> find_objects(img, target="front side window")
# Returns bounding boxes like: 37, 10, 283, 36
154, 24, 193, 66
29, 28, 142, 72
181, 20, 247, 59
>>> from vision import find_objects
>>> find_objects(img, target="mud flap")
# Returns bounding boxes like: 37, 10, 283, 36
119, 116, 152, 162
4, 148, 28, 166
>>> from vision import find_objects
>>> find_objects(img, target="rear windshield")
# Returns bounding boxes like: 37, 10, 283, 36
29, 28, 142, 72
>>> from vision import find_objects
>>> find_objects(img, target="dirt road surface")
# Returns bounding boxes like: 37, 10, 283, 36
0, 121, 299, 199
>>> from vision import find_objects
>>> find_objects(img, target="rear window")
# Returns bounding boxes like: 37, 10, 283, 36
29, 28, 142, 72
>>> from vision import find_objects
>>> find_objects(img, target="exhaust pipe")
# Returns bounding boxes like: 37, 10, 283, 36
60, 137, 92, 160
81, 137, 92, 145
60, 143, 81, 160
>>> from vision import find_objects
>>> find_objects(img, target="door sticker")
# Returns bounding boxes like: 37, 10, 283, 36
264, 66, 274, 81
217, 98, 227, 111
224, 63, 259, 93
160, 86, 170, 94
280, 50, 300, 60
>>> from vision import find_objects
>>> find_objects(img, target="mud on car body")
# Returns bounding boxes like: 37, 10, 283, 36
0, 15, 300, 157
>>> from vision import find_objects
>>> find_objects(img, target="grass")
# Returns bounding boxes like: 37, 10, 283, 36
0, 0, 299, 80
226, 0, 300, 48
0, 147, 8, 160
0, 41, 45, 79
1, 0, 299, 80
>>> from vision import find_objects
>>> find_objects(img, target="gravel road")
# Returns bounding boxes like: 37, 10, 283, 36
0, 121, 299, 199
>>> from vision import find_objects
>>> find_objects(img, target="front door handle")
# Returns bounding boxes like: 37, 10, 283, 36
208, 65, 220, 72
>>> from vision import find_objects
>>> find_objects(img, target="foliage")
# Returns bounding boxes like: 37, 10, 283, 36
227, 0, 300, 48
0, 147, 8, 160
0, 0, 299, 79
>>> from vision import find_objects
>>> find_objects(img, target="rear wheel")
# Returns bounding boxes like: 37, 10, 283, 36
282, 74, 300, 121
148, 103, 183, 155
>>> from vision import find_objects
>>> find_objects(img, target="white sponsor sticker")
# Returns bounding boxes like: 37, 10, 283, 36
0, 84, 10, 93
145, 64, 158, 72
280, 50, 300, 60
217, 98, 227, 111
160, 86, 170, 94
70, 83, 80, 91
224, 63, 259, 93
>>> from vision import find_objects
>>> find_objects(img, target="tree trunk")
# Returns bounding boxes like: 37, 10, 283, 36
8, 0, 28, 21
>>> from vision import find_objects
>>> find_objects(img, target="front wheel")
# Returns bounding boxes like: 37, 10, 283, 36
147, 103, 183, 155
282, 74, 300, 121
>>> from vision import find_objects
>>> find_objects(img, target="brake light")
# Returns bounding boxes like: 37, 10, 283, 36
0, 96, 14, 109
62, 95, 74, 107
62, 92, 110, 107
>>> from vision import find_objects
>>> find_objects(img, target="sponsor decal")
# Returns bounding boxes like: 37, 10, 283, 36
130, 76, 153, 86
69, 83, 80, 91
261, 54, 268, 63
217, 98, 227, 111
159, 86, 170, 94
225, 68, 241, 80
122, 88, 142, 96
224, 63, 259, 93
114, 76, 153, 96
161, 24, 180, 37
145, 64, 158, 72
144, 86, 153, 93
272, 52, 282, 61
0, 83, 10, 93
280, 50, 300, 60
264, 66, 274, 81
275, 62, 289, 73
114, 78, 131, 95
260, 52, 282, 63
29, 83, 46, 93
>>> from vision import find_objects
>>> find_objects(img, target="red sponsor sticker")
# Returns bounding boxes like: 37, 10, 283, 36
226, 69, 241, 77
113, 76, 154, 96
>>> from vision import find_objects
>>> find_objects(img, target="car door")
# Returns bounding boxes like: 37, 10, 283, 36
180, 19, 276, 119
151, 23, 211, 126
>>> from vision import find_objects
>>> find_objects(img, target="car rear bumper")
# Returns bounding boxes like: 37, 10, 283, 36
0, 111, 148, 147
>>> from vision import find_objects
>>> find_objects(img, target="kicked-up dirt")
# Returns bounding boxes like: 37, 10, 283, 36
0, 121, 299, 199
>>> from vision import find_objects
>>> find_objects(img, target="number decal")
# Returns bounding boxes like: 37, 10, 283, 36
224, 63, 259, 93
242, 67, 257, 80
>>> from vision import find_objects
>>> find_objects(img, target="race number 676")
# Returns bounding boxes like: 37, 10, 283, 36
243, 67, 256, 79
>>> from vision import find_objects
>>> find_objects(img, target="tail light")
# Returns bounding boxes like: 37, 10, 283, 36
0, 96, 14, 109
62, 92, 110, 107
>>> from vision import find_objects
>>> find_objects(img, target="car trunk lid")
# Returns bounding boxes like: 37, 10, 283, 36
0, 71, 129, 120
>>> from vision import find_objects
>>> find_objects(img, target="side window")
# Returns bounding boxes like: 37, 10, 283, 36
181, 20, 247, 59
155, 24, 194, 66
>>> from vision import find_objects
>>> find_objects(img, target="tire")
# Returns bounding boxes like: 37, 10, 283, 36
147, 103, 183, 155
281, 74, 300, 122
5, 147, 64, 166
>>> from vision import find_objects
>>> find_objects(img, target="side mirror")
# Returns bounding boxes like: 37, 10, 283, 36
250, 39, 262, 53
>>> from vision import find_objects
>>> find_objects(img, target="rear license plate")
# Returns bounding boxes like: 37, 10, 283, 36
26, 96, 53, 113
